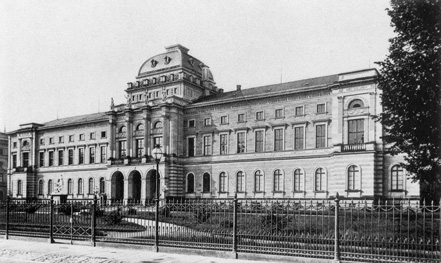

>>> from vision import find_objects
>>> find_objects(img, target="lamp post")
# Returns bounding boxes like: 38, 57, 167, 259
151, 144, 163, 252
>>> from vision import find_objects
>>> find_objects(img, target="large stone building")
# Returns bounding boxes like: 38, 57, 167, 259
0, 132, 7, 200
6, 44, 419, 202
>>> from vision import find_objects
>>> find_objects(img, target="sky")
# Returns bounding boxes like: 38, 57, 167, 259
0, 0, 394, 132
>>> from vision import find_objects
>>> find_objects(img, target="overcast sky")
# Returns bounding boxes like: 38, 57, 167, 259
0, 0, 393, 131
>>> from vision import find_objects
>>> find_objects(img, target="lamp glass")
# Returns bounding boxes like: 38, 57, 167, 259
152, 145, 163, 161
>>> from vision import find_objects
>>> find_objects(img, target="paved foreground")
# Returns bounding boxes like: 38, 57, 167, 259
0, 239, 264, 263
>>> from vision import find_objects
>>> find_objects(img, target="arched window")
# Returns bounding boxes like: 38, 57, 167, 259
254, 170, 263, 192
99, 177, 105, 193
293, 169, 303, 192
119, 126, 127, 133
78, 178, 83, 195
237, 171, 245, 193
348, 165, 360, 190
88, 178, 94, 194
219, 172, 227, 192
48, 179, 53, 194
38, 180, 44, 195
348, 99, 364, 109
391, 165, 404, 190
274, 169, 283, 192
136, 123, 144, 131
17, 180, 22, 195
203, 173, 211, 193
154, 121, 163, 129
315, 168, 325, 191
67, 179, 73, 195
187, 173, 195, 193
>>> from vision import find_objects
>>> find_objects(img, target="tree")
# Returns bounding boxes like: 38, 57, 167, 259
376, 0, 441, 203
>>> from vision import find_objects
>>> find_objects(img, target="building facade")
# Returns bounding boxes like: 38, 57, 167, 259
0, 132, 7, 200
7, 44, 419, 202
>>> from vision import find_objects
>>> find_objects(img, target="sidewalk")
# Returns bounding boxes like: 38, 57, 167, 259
0, 238, 266, 263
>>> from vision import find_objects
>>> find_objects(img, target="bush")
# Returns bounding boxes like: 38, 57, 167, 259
260, 214, 287, 232
219, 219, 233, 228
128, 208, 137, 215
25, 204, 40, 214
160, 206, 171, 217
104, 209, 123, 225
194, 206, 211, 223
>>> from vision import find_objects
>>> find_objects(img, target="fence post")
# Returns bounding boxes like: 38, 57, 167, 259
5, 196, 10, 240
91, 195, 97, 247
333, 192, 340, 262
232, 193, 238, 258
49, 198, 54, 243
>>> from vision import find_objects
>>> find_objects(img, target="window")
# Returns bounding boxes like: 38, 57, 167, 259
295, 106, 304, 116
274, 128, 284, 151
317, 103, 326, 114
99, 178, 105, 193
13, 142, 17, 148
79, 148, 84, 164
237, 132, 246, 153
187, 137, 195, 157
49, 137, 54, 144
39, 152, 45, 167
48, 179, 53, 194
39, 139, 44, 145
49, 151, 54, 166
78, 179, 83, 194
391, 165, 404, 190
119, 126, 127, 133
237, 171, 245, 192
315, 168, 325, 191
316, 124, 326, 148
274, 169, 283, 192
154, 122, 163, 129
204, 118, 211, 126
90, 132, 96, 140
153, 137, 163, 149
348, 119, 364, 144
220, 116, 228, 125
255, 130, 264, 152
68, 179, 73, 195
69, 135, 74, 142
59, 136, 64, 143
220, 134, 228, 155
348, 165, 360, 190
100, 146, 107, 163
58, 150, 64, 165
294, 126, 304, 150
79, 134, 85, 141
349, 99, 364, 109
101, 131, 107, 138
17, 180, 22, 195
88, 178, 94, 194
136, 123, 144, 131
275, 109, 284, 118
203, 173, 210, 193
203, 135, 211, 155
219, 172, 227, 192
68, 149, 74, 165
136, 139, 144, 158
12, 154, 17, 168
118, 141, 126, 158
254, 170, 263, 192
89, 147, 95, 164
38, 180, 43, 195
294, 169, 303, 192
22, 152, 29, 167
256, 111, 264, 121
188, 120, 195, 128
238, 114, 245, 123
187, 174, 194, 193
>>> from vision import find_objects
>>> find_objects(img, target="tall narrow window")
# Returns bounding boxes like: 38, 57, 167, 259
136, 139, 144, 158
254, 170, 263, 192
294, 126, 304, 150
100, 146, 107, 163
187, 137, 195, 157
315, 168, 325, 191
295, 106, 304, 116
294, 169, 303, 192
78, 178, 83, 195
220, 134, 228, 155
39, 152, 45, 167
256, 111, 264, 121
219, 172, 227, 192
237, 171, 245, 192
348, 119, 364, 144
48, 179, 53, 194
49, 151, 54, 166
274, 169, 283, 192
316, 124, 326, 148
238, 114, 245, 123
68, 149, 74, 165
68, 179, 73, 195
78, 148, 84, 164
203, 173, 211, 193
391, 165, 404, 190
89, 147, 95, 164
38, 180, 43, 195
58, 150, 64, 166
12, 154, 17, 168
187, 174, 194, 193
348, 165, 360, 190
153, 137, 162, 149
118, 141, 126, 158
88, 178, 94, 194
99, 177, 105, 193
17, 180, 22, 195
22, 152, 29, 167
237, 132, 246, 153
203, 135, 211, 156
274, 128, 283, 151
255, 130, 264, 152
317, 103, 326, 114
275, 109, 283, 118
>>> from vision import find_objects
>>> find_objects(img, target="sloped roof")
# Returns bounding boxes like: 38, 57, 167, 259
42, 112, 108, 129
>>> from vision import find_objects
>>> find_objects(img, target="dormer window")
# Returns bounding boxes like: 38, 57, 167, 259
189, 57, 194, 66
151, 59, 158, 68
160, 76, 166, 83
152, 78, 157, 84
143, 79, 149, 85
349, 99, 364, 109
164, 56, 171, 64
127, 82, 132, 89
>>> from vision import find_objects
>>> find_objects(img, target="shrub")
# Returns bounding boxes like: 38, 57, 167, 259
128, 208, 137, 215
194, 206, 211, 223
104, 209, 123, 225
260, 214, 287, 232
160, 206, 171, 217
25, 204, 40, 214
219, 219, 233, 228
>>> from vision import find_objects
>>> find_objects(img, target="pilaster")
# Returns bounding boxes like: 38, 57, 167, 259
109, 113, 116, 159
126, 110, 133, 158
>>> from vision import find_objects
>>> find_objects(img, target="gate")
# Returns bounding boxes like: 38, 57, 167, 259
52, 200, 94, 242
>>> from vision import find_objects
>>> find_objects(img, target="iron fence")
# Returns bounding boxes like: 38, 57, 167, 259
0, 196, 439, 262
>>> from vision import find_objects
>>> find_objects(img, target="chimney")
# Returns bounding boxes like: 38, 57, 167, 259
236, 85, 241, 91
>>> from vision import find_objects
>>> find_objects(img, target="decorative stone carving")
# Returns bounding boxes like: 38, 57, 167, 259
151, 59, 158, 68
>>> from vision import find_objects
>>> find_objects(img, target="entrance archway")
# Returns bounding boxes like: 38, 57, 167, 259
146, 170, 158, 200
111, 171, 124, 201
128, 170, 141, 203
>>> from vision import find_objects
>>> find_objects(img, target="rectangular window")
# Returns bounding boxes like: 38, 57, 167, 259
13, 142, 17, 148
274, 128, 283, 151
40, 139, 44, 145
79, 134, 85, 141
101, 131, 107, 138
220, 116, 228, 124
58, 150, 64, 165
220, 134, 228, 155
12, 154, 17, 168
317, 103, 326, 114
100, 146, 107, 163
69, 135, 74, 142
68, 149, 74, 165
295, 106, 304, 116
39, 152, 45, 167
294, 126, 304, 150
58, 136, 64, 143
237, 132, 246, 153
118, 141, 126, 158
316, 124, 326, 148
187, 137, 195, 157
348, 119, 364, 144
90, 132, 96, 140
204, 118, 211, 126
203, 135, 211, 155
238, 114, 245, 123
22, 152, 29, 167
188, 120, 195, 128
89, 147, 95, 164
275, 109, 283, 118
136, 139, 144, 158
48, 151, 54, 166
153, 137, 162, 150
79, 148, 84, 164
255, 130, 264, 152
256, 111, 264, 121
49, 137, 54, 144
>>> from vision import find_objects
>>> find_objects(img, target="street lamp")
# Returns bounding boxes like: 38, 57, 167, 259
152, 144, 163, 251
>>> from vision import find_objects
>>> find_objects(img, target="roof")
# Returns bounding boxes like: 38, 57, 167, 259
41, 112, 108, 129
193, 74, 339, 104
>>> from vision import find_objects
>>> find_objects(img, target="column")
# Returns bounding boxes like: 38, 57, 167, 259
161, 106, 170, 155
123, 178, 129, 205
337, 96, 344, 145
17, 139, 22, 167
141, 178, 147, 205
144, 107, 151, 157
31, 131, 36, 167
369, 92, 376, 142
126, 111, 133, 158
169, 107, 179, 156
109, 114, 116, 159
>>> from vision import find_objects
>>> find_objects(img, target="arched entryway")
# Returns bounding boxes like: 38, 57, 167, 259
128, 170, 141, 203
111, 171, 124, 201
146, 170, 158, 200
